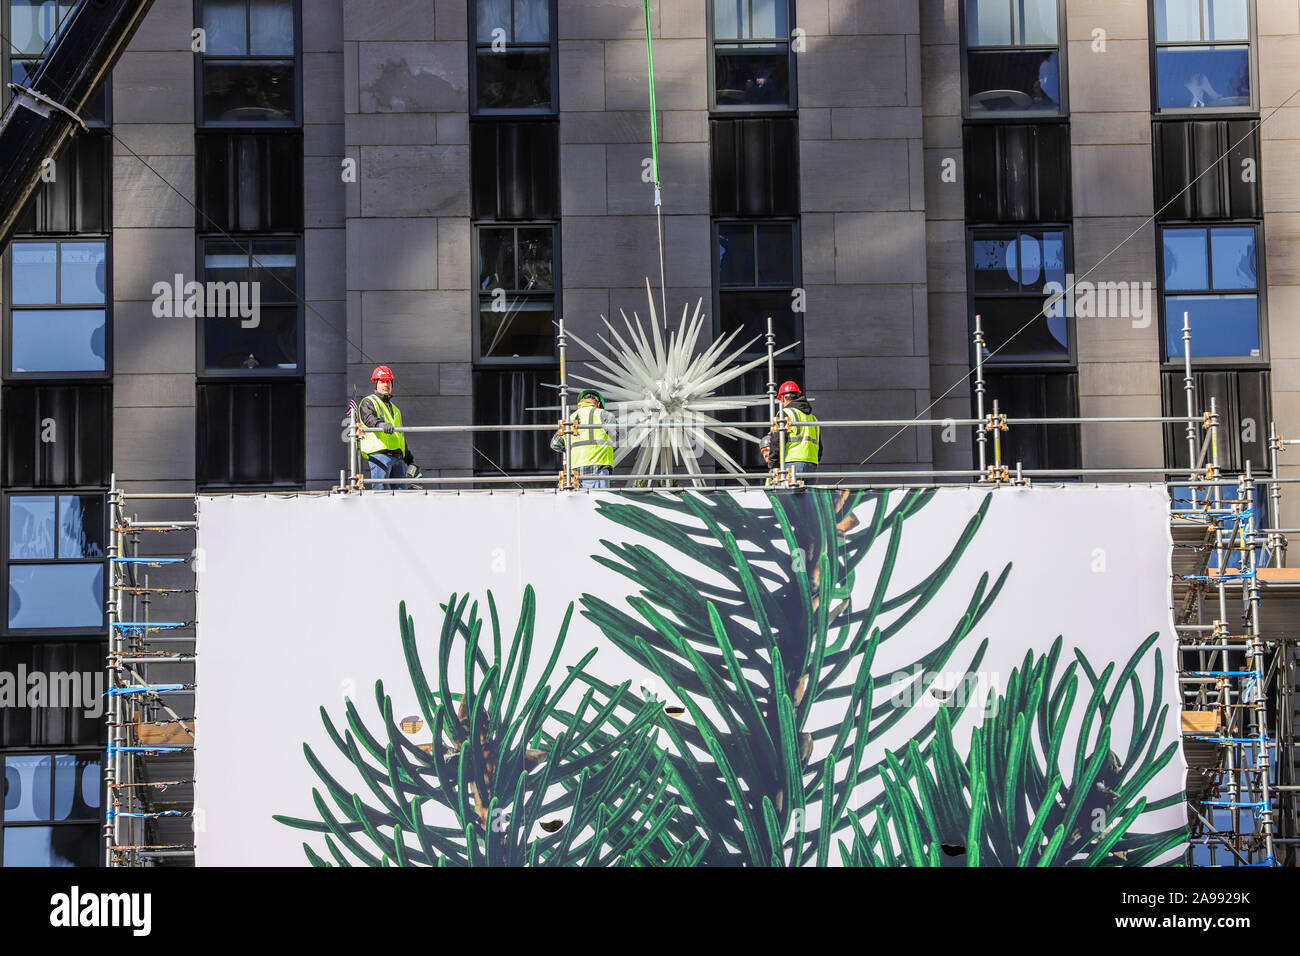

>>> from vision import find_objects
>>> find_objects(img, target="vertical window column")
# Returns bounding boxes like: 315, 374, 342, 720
470, 0, 559, 476
961, 0, 1076, 471
1150, 0, 1266, 476
194, 0, 305, 489
709, 0, 800, 471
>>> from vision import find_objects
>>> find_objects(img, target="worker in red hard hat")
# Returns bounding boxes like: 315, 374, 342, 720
357, 365, 419, 489
776, 380, 821, 479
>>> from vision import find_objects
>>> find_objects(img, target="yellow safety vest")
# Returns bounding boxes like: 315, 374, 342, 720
569, 405, 614, 468
782, 407, 820, 464
359, 394, 405, 458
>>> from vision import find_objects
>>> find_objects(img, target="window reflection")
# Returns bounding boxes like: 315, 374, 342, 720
1162, 225, 1260, 359
2, 825, 99, 866
968, 50, 1060, 112
967, 0, 1058, 46
3, 755, 52, 821
8, 497, 56, 559
11, 310, 106, 373
1156, 46, 1250, 109
7, 565, 104, 629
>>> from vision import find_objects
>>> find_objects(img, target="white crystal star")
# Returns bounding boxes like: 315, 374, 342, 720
565, 282, 795, 480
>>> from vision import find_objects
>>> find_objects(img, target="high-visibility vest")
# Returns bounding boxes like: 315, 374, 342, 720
358, 394, 405, 458
569, 405, 614, 468
782, 406, 820, 464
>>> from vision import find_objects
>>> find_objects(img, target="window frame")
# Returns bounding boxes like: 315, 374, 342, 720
472, 220, 561, 365
972, 368, 1081, 472
468, 0, 560, 116
0, 746, 105, 867
195, 129, 305, 234
712, 217, 803, 361
472, 365, 558, 476
1148, 0, 1257, 116
1, 490, 108, 640
195, 379, 306, 489
1157, 220, 1267, 367
707, 0, 798, 114
193, 0, 303, 129
3, 236, 112, 382
960, 0, 1069, 121
966, 224, 1076, 369
194, 233, 306, 378
1, 2, 113, 127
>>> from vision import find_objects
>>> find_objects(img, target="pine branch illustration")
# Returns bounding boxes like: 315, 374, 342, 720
274, 586, 694, 866
578, 488, 1010, 866
842, 635, 1188, 866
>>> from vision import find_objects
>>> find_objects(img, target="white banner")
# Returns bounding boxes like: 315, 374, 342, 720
195, 486, 1187, 866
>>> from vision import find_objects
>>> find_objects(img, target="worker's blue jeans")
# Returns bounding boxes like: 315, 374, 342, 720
579, 466, 612, 489
367, 454, 409, 490
790, 461, 817, 482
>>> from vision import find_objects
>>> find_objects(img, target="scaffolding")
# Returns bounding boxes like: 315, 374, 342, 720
103, 319, 1298, 867
105, 488, 197, 866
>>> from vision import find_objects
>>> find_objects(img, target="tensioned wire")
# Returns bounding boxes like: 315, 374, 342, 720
836, 82, 1300, 484
11, 20, 1300, 484
1, 21, 528, 483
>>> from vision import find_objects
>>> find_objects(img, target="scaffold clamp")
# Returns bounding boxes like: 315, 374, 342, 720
984, 412, 1008, 433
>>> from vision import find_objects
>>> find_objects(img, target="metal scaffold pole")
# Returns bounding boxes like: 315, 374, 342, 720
1244, 466, 1276, 863
1183, 312, 1198, 481
558, 317, 573, 490
766, 315, 779, 487
973, 313, 987, 476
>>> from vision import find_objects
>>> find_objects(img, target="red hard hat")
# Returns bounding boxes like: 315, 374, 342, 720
371, 365, 394, 383
778, 380, 801, 398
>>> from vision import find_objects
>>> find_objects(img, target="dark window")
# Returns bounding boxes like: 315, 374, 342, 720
196, 381, 304, 487
471, 0, 555, 113
197, 0, 298, 125
1162, 369, 1269, 471
1, 750, 103, 866
1, 384, 111, 488
3, 493, 106, 634
13, 133, 110, 235
970, 228, 1071, 364
1152, 119, 1260, 220
471, 121, 558, 220
711, 0, 794, 109
717, 363, 803, 471
198, 237, 301, 373
963, 123, 1071, 223
716, 220, 800, 357
710, 117, 798, 217
476, 224, 556, 360
473, 368, 553, 474
196, 132, 303, 232
979, 370, 1080, 470
6, 239, 108, 377
1152, 0, 1252, 112
964, 0, 1064, 117
0, 643, 104, 747
1160, 224, 1261, 361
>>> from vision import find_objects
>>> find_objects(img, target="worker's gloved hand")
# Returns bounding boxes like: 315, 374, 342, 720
406, 464, 420, 479
382, 422, 395, 434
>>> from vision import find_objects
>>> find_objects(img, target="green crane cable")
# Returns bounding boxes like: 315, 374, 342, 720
643, 0, 660, 185
644, 0, 668, 326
